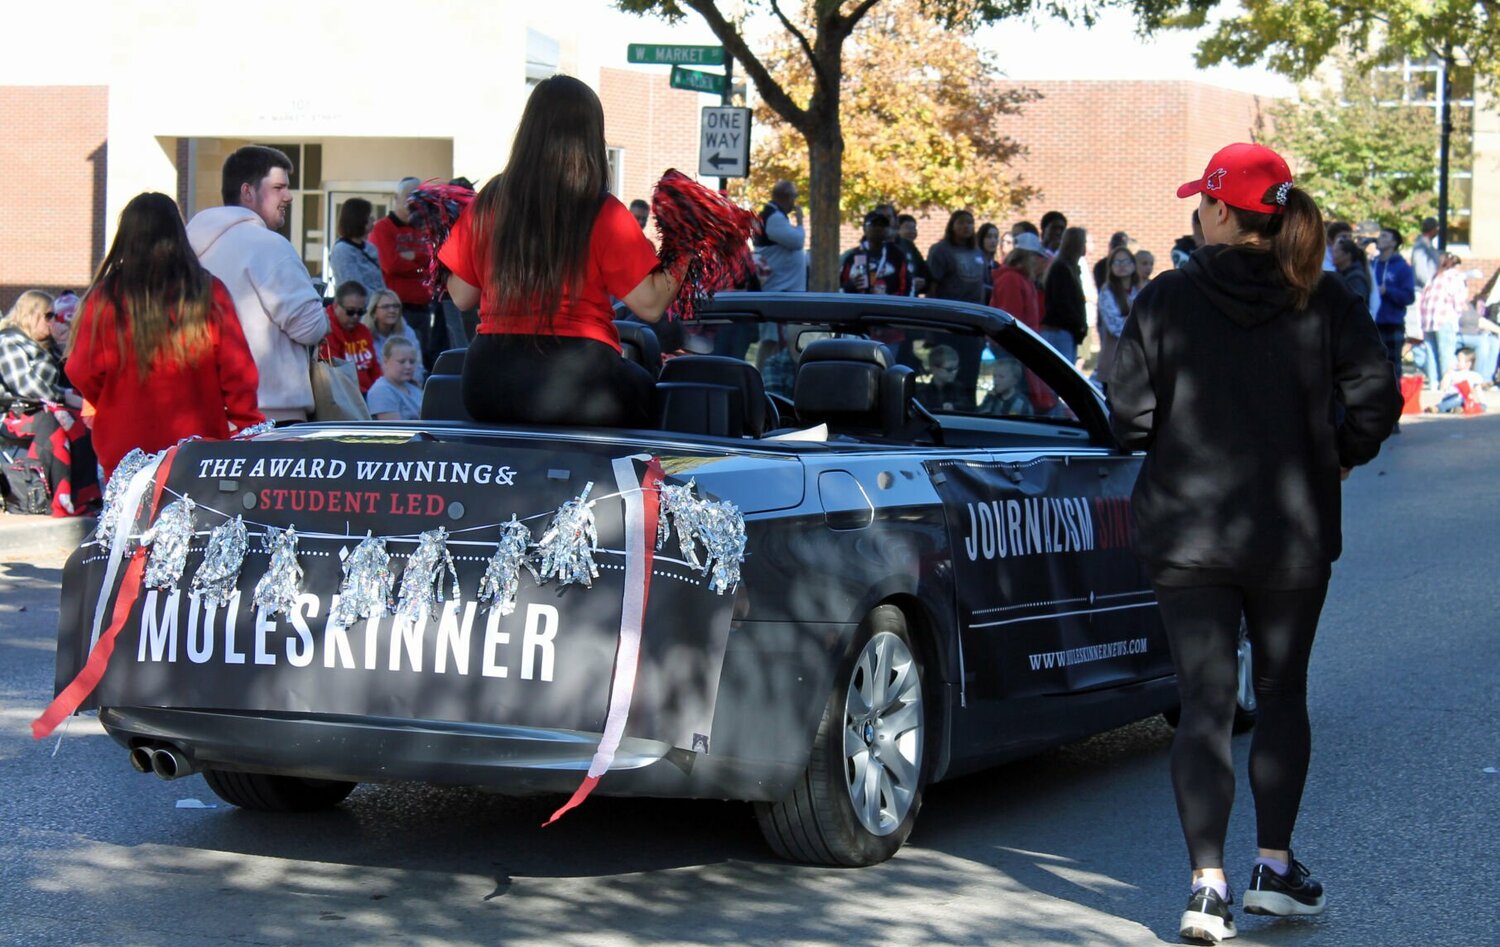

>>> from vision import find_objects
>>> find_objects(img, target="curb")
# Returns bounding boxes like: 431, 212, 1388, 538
0, 514, 94, 559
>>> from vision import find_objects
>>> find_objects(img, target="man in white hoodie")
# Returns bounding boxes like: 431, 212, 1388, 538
187, 146, 328, 422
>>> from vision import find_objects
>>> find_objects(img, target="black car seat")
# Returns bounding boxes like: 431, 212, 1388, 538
793, 339, 916, 440
614, 320, 662, 380
654, 355, 770, 438
419, 348, 471, 421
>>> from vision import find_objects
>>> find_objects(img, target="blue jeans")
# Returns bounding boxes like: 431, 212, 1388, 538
1040, 327, 1077, 366
1455, 331, 1499, 383
1413, 327, 1457, 389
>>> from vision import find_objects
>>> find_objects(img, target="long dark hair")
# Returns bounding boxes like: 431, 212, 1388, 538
1045, 226, 1087, 284
78, 192, 213, 373
977, 222, 1000, 261
487, 76, 609, 326
1222, 186, 1325, 309
1104, 245, 1136, 318
943, 210, 975, 248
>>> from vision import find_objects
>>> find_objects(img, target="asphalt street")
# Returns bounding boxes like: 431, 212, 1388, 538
1, 413, 1495, 946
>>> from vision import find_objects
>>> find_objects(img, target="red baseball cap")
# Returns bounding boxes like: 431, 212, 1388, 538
1177, 143, 1294, 214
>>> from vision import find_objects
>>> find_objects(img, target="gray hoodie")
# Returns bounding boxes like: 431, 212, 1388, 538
187, 206, 328, 421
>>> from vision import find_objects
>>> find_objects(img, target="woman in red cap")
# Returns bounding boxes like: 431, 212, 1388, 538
1108, 143, 1399, 944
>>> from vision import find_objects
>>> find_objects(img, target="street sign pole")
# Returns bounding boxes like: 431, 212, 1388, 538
720, 55, 734, 191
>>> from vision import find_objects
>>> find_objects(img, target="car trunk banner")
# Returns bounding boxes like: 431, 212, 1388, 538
51, 439, 736, 755
925, 456, 1168, 698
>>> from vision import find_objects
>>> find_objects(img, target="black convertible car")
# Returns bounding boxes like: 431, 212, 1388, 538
48, 293, 1254, 866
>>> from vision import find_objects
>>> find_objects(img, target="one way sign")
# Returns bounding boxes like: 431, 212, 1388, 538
698, 106, 751, 179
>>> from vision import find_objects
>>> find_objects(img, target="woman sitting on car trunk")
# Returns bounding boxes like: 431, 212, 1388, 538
439, 75, 682, 427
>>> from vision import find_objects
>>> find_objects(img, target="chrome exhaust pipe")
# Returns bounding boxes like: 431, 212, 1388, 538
128, 746, 155, 773
150, 746, 194, 780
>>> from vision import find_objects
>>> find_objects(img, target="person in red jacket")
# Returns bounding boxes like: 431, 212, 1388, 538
67, 192, 263, 478
367, 176, 435, 357
989, 232, 1057, 413
318, 281, 380, 393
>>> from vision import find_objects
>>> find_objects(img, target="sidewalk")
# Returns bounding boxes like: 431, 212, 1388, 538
0, 511, 94, 559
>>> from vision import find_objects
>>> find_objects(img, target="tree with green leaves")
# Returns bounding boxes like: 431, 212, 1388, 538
617, 0, 1108, 289
1262, 64, 1440, 230
741, 0, 1039, 226
1141, 0, 1500, 87
1139, 0, 1492, 244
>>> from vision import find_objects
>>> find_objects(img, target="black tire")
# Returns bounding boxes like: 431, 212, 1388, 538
202, 769, 357, 812
754, 605, 928, 866
1162, 617, 1257, 735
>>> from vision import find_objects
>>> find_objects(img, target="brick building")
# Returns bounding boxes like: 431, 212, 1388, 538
0, 87, 109, 308
998, 80, 1269, 269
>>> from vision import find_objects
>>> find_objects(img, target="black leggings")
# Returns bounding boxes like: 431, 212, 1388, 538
462, 334, 654, 427
1153, 579, 1329, 870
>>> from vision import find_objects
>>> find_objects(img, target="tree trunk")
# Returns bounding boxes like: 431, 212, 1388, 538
805, 123, 844, 291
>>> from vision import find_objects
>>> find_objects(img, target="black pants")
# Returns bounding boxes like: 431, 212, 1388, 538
462, 334, 654, 427
403, 303, 455, 373
1152, 578, 1329, 870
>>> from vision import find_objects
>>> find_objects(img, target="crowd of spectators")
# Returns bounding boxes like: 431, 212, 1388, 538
749, 183, 1497, 424
3, 155, 1493, 516
0, 149, 470, 515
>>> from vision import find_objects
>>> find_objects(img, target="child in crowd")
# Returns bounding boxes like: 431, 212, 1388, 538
366, 337, 423, 420
917, 344, 970, 413
978, 356, 1032, 416
1432, 347, 1488, 414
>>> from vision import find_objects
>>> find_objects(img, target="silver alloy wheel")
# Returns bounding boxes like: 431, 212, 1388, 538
842, 630, 923, 836
1236, 628, 1257, 715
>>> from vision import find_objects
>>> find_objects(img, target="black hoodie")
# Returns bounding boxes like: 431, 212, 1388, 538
1107, 244, 1399, 582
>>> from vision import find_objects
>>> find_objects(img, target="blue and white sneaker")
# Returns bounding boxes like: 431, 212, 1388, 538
1243, 857, 1325, 916
1180, 886, 1237, 943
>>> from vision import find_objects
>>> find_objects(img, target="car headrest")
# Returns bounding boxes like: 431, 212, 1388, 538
430, 348, 466, 375
657, 355, 767, 437
799, 337, 890, 368
795, 340, 915, 439
614, 320, 662, 380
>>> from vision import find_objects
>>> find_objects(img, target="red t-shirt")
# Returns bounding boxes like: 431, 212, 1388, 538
66, 277, 263, 477
318, 306, 381, 393
367, 214, 433, 307
438, 195, 661, 352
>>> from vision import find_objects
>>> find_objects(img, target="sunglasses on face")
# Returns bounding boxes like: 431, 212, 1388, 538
340, 306, 368, 317
44, 311, 58, 321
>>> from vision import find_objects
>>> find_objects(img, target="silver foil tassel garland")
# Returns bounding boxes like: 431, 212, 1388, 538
97, 448, 153, 548
232, 420, 277, 440
329, 533, 394, 628
253, 525, 303, 619
532, 482, 599, 588
191, 515, 248, 606
396, 527, 460, 625
477, 516, 534, 615
141, 496, 196, 590
657, 479, 747, 595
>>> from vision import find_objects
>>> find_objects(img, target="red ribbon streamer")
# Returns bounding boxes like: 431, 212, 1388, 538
544, 457, 665, 826
32, 449, 177, 739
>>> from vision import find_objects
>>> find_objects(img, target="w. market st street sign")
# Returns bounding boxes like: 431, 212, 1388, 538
627, 44, 725, 65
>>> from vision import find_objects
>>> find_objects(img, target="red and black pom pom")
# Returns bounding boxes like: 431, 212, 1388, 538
651, 170, 758, 320
407, 179, 477, 302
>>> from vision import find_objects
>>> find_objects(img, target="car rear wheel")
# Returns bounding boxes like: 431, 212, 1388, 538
1163, 616, 1257, 734
754, 605, 927, 866
202, 769, 357, 812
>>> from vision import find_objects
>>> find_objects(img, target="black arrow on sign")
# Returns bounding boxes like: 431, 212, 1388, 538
706, 152, 738, 169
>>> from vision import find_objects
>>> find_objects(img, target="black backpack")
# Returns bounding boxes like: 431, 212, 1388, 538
2, 454, 49, 514
751, 203, 779, 249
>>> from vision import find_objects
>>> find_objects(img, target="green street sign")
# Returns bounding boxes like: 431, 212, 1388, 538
627, 43, 725, 66
670, 65, 727, 95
